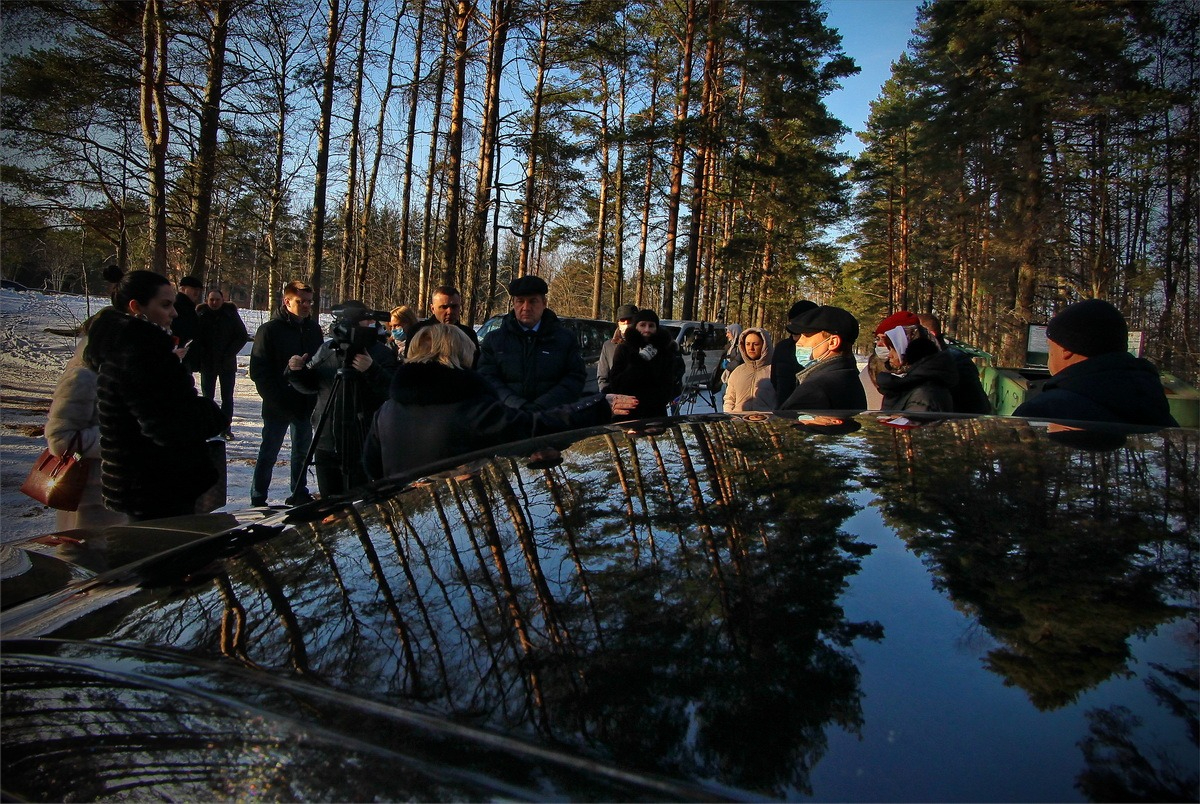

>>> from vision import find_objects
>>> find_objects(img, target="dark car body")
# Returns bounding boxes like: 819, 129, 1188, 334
2, 414, 1197, 801
478, 314, 616, 395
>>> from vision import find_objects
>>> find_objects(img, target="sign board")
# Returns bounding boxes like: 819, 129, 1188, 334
1025, 325, 1049, 368
1026, 325, 1146, 367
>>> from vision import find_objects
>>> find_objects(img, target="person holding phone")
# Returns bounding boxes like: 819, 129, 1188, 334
84, 271, 225, 520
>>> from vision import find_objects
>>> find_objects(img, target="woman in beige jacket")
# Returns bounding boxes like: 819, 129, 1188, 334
723, 327, 777, 412
44, 323, 129, 531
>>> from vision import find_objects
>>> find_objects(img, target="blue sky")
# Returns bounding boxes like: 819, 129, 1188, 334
822, 0, 924, 156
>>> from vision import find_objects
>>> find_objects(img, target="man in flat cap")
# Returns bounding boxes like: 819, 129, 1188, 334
779, 305, 867, 412
478, 275, 585, 411
1014, 299, 1176, 426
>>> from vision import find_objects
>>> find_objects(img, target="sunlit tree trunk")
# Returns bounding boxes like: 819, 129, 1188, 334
441, 0, 473, 286
307, 0, 343, 308
186, 0, 233, 284
661, 0, 698, 318
140, 0, 169, 274
518, 0, 552, 279
338, 0, 370, 303
418, 8, 451, 306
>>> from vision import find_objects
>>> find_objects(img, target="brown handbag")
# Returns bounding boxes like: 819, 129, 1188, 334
20, 432, 92, 512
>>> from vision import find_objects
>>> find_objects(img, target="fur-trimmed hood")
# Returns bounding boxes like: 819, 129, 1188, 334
736, 326, 774, 368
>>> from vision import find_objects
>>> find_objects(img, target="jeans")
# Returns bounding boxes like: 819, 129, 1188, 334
251, 416, 313, 502
201, 366, 237, 427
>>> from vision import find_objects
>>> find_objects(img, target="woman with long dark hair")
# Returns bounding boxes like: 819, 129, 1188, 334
84, 270, 224, 520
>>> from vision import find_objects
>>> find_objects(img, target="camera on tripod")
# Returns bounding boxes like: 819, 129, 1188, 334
329, 302, 389, 362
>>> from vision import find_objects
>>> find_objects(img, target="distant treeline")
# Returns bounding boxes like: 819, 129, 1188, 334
1, 0, 1194, 379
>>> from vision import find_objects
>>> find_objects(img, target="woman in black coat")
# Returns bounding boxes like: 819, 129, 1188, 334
606, 309, 678, 419
363, 325, 636, 480
84, 271, 225, 520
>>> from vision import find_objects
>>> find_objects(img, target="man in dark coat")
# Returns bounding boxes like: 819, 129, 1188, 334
248, 280, 324, 506
478, 276, 585, 411
173, 276, 203, 371
917, 313, 991, 414
406, 285, 480, 365
1014, 299, 1177, 427
780, 306, 868, 412
196, 288, 249, 438
771, 299, 818, 404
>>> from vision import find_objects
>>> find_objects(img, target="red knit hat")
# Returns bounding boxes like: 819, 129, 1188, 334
874, 310, 919, 335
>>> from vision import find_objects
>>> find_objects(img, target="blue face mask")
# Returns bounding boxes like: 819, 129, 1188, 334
795, 343, 815, 366
392, 328, 406, 342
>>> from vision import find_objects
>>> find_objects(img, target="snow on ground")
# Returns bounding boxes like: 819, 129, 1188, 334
0, 288, 719, 545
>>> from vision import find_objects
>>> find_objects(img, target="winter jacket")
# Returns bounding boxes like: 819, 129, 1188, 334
1013, 351, 1177, 427
946, 347, 992, 414
771, 334, 801, 404
478, 309, 586, 411
287, 337, 399, 454
84, 308, 224, 519
173, 291, 200, 370
713, 324, 744, 389
195, 302, 249, 373
363, 361, 612, 480
607, 327, 678, 419
874, 348, 959, 413
723, 327, 777, 412
781, 351, 868, 412
249, 306, 325, 421
45, 337, 128, 531
596, 335, 622, 393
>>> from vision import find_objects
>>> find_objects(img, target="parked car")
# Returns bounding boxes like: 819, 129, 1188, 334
477, 314, 615, 394
2, 414, 1196, 801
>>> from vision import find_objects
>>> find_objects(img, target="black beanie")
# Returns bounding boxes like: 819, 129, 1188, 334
634, 309, 660, 325
1046, 299, 1127, 357
787, 299, 817, 320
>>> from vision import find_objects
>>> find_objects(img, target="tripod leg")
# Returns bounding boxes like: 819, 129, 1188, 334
301, 372, 341, 492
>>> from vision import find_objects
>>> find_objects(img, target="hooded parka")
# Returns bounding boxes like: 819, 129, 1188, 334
723, 327, 777, 412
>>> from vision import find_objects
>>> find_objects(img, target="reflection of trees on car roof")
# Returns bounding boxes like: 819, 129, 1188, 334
864, 419, 1196, 711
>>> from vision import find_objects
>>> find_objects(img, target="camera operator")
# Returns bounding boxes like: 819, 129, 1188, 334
286, 301, 398, 498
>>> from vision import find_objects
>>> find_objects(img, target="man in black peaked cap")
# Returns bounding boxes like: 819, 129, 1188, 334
478, 275, 585, 411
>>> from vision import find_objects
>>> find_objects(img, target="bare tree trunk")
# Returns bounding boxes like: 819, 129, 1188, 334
339, 0, 371, 303
611, 39, 628, 314
185, 0, 233, 284
681, 0, 720, 321
441, 0, 473, 285
468, 0, 511, 317
398, 0, 428, 302
418, 8, 451, 305
308, 0, 343, 309
591, 80, 611, 319
360, 6, 404, 308
140, 0, 169, 274
519, 0, 552, 278
661, 0, 698, 318
635, 40, 662, 308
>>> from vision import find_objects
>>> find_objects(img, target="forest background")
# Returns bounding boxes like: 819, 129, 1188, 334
1, 0, 1196, 379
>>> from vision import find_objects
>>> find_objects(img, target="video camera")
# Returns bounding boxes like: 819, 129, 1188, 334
329, 302, 389, 359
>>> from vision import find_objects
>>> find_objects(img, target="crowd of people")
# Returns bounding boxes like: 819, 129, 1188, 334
40, 266, 1178, 530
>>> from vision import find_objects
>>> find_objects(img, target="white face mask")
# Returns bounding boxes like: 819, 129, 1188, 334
875, 345, 891, 361
797, 335, 834, 366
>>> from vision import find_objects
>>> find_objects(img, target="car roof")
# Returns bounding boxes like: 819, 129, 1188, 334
3, 413, 1197, 801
